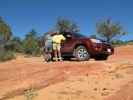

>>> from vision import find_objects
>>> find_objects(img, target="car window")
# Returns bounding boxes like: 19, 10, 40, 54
73, 33, 86, 38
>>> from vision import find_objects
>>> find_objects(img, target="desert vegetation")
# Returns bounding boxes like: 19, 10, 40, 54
0, 16, 132, 62
24, 88, 38, 100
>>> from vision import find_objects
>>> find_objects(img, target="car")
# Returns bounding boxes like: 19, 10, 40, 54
44, 32, 114, 61
61, 32, 114, 61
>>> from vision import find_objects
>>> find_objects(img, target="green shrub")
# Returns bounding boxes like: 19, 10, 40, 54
4, 40, 23, 53
0, 50, 15, 62
112, 40, 133, 46
22, 30, 41, 56
22, 39, 41, 56
24, 88, 38, 100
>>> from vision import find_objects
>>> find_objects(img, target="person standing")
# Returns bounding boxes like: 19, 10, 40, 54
52, 32, 66, 61
44, 33, 53, 62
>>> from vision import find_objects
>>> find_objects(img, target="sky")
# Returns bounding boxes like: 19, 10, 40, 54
0, 0, 133, 40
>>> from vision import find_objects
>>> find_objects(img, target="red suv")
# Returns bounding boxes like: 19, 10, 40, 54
43, 32, 114, 61
59, 32, 114, 61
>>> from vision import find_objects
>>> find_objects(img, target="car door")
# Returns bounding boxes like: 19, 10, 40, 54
61, 34, 75, 53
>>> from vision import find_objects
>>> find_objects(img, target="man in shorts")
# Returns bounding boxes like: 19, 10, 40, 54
52, 32, 66, 61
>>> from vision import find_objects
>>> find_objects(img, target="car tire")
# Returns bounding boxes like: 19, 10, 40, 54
74, 45, 90, 61
63, 56, 71, 61
94, 54, 108, 60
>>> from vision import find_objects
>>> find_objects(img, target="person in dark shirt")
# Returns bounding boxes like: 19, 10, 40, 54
44, 33, 53, 62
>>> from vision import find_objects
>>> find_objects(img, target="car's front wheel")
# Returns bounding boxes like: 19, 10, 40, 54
74, 45, 90, 61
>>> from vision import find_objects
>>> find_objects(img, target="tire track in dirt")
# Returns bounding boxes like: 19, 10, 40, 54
0, 61, 106, 100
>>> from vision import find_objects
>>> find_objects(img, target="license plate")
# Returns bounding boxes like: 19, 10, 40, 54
107, 49, 111, 52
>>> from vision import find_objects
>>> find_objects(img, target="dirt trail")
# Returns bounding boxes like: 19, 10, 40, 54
0, 45, 133, 100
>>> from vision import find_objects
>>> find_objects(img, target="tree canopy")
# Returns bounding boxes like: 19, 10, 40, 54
0, 17, 12, 41
96, 19, 126, 43
55, 18, 80, 33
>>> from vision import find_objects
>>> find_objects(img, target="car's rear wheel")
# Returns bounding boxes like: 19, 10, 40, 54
74, 45, 90, 61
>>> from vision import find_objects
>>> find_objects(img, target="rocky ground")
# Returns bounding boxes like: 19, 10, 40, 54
0, 45, 133, 100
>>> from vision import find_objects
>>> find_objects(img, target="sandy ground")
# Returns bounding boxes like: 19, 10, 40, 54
0, 45, 133, 100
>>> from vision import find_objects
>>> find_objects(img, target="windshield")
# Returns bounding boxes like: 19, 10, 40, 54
73, 33, 86, 38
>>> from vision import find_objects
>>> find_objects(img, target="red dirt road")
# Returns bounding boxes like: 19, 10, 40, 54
0, 45, 133, 100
